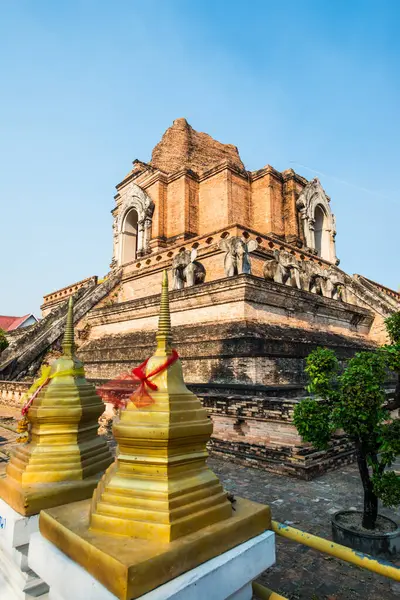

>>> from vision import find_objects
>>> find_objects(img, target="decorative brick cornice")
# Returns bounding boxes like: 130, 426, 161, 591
116, 160, 159, 190
165, 168, 200, 184
250, 165, 283, 183
135, 170, 169, 189
281, 169, 308, 186
198, 160, 249, 182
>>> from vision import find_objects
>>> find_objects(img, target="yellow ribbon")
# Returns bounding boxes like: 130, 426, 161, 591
17, 364, 85, 443
20, 364, 85, 406
20, 365, 51, 406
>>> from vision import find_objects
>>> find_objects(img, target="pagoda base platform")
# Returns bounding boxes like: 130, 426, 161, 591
80, 275, 376, 480
35, 496, 271, 600
0, 497, 48, 599
29, 528, 275, 600
0, 472, 107, 517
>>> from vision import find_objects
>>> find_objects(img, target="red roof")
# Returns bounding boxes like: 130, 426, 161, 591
0, 314, 35, 332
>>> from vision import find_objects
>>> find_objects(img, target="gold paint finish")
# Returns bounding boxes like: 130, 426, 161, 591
89, 269, 233, 542
40, 497, 271, 600
0, 297, 113, 516
40, 271, 271, 599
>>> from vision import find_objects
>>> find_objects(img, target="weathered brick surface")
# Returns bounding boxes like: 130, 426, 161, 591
0, 271, 122, 381
79, 291, 375, 481
41, 275, 99, 315
197, 390, 356, 479
150, 118, 246, 175
198, 169, 230, 234
166, 174, 186, 238
282, 169, 302, 241
75, 266, 380, 481
116, 120, 310, 245
229, 170, 250, 225
251, 169, 275, 234
145, 179, 166, 241
86, 275, 374, 349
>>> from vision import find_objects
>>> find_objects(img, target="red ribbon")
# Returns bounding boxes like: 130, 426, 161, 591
97, 350, 179, 410
21, 379, 50, 416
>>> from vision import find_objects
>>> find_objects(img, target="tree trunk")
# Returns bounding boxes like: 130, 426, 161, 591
356, 448, 378, 530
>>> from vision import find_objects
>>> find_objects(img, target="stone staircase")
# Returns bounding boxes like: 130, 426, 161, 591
0, 270, 122, 381
348, 272, 400, 317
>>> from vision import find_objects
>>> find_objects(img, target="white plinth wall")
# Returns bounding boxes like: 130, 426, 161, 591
29, 530, 275, 600
0, 497, 48, 599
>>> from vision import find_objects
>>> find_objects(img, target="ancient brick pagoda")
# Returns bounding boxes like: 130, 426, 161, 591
2, 118, 399, 479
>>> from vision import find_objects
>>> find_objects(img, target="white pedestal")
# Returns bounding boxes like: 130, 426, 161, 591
0, 497, 48, 599
29, 530, 275, 600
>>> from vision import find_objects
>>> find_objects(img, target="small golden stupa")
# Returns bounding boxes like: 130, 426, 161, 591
39, 271, 271, 600
89, 269, 233, 541
0, 297, 113, 516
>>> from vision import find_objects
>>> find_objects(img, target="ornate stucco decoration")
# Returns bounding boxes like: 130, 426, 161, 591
171, 249, 206, 290
263, 252, 348, 301
113, 183, 155, 266
296, 178, 337, 264
218, 237, 258, 277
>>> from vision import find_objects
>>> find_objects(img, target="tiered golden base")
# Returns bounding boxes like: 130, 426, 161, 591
0, 370, 113, 516
0, 298, 113, 517
40, 496, 271, 600
89, 361, 234, 542
0, 472, 104, 517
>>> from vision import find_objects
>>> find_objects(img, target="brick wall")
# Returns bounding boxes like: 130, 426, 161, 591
229, 171, 250, 225
282, 172, 301, 240
89, 275, 374, 350
251, 172, 272, 234
145, 178, 167, 241
166, 175, 186, 238
198, 170, 229, 234
197, 389, 355, 479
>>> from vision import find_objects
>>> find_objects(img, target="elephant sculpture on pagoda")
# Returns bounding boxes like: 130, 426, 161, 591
219, 236, 258, 277
171, 249, 206, 290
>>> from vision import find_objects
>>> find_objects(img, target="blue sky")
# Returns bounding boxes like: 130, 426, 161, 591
1, 0, 399, 316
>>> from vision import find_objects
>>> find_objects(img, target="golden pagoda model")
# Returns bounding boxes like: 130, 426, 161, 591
0, 297, 113, 516
39, 271, 271, 600
89, 269, 233, 541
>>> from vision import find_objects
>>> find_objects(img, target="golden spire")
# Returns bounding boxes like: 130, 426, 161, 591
155, 270, 172, 354
62, 296, 75, 357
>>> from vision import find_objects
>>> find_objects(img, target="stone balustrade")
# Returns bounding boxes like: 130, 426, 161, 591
0, 380, 31, 407
121, 223, 334, 276
41, 275, 98, 316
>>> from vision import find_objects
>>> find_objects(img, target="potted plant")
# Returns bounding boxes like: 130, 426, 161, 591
293, 313, 400, 559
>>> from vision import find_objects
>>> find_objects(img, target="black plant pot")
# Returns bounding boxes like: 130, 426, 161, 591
332, 510, 400, 560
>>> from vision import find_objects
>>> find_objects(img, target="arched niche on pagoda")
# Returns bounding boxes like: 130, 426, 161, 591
296, 178, 337, 264
120, 208, 139, 264
113, 183, 155, 266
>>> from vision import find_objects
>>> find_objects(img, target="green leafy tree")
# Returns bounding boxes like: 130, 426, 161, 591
0, 329, 8, 353
294, 314, 400, 530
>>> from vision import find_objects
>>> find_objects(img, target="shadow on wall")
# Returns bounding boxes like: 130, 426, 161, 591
205, 320, 372, 388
